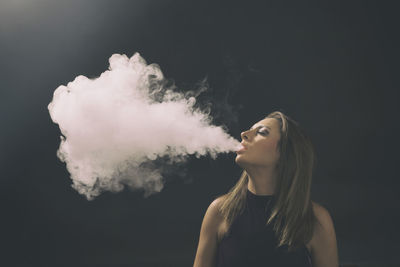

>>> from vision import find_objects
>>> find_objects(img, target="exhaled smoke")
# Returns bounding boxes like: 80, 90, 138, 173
48, 52, 240, 200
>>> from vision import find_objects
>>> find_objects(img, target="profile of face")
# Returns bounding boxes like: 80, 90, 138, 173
235, 117, 281, 169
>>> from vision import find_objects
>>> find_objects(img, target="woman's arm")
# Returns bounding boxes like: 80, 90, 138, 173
193, 197, 224, 267
310, 202, 339, 267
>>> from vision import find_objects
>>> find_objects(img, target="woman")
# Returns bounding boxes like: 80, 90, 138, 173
193, 111, 339, 267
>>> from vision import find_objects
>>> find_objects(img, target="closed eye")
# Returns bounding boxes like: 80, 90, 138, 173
258, 130, 268, 135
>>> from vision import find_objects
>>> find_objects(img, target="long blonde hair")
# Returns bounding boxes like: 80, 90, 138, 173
219, 111, 318, 252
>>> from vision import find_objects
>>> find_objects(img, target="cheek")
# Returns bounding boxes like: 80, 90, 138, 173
258, 141, 278, 153
255, 141, 279, 161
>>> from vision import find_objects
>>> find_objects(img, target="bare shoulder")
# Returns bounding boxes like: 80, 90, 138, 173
207, 195, 229, 240
193, 195, 227, 266
309, 201, 339, 266
311, 201, 334, 229
210, 195, 226, 208
196, 195, 227, 243
206, 195, 226, 219
311, 201, 327, 219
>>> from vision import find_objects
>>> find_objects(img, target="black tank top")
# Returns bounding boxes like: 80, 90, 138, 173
216, 189, 312, 267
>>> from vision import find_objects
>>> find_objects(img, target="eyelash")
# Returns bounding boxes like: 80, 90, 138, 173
257, 130, 268, 135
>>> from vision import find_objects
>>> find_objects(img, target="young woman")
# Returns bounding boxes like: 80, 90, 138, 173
193, 111, 339, 267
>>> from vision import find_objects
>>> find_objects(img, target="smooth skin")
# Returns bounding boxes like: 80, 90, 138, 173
193, 118, 339, 267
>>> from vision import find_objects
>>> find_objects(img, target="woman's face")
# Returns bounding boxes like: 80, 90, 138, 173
235, 118, 281, 168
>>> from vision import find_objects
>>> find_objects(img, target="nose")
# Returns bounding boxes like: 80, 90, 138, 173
240, 130, 250, 141
241, 127, 257, 141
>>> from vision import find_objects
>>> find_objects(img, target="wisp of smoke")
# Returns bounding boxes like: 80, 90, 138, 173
48, 52, 240, 200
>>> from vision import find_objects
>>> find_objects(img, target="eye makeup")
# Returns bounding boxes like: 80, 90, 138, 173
250, 124, 272, 132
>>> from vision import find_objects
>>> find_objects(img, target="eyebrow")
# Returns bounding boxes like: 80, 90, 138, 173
250, 124, 272, 131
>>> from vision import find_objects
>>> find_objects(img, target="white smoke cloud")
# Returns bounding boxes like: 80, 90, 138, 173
48, 52, 240, 200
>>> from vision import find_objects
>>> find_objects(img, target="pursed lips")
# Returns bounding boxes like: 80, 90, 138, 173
236, 143, 248, 153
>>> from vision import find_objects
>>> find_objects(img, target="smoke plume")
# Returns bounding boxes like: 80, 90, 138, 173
48, 52, 240, 200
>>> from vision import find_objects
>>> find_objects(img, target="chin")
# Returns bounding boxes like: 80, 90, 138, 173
235, 155, 248, 168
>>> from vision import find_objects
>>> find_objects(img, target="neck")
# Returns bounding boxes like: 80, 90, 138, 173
246, 165, 277, 195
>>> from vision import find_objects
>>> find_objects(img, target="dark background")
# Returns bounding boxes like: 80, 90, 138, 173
1, 0, 399, 266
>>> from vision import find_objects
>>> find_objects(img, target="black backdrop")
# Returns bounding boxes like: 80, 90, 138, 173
1, 0, 399, 266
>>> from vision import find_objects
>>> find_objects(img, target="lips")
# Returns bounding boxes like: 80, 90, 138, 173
235, 143, 247, 153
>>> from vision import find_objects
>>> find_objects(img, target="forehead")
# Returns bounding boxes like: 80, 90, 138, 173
251, 118, 279, 131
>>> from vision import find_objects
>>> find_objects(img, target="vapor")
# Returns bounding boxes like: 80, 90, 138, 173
48, 52, 240, 200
